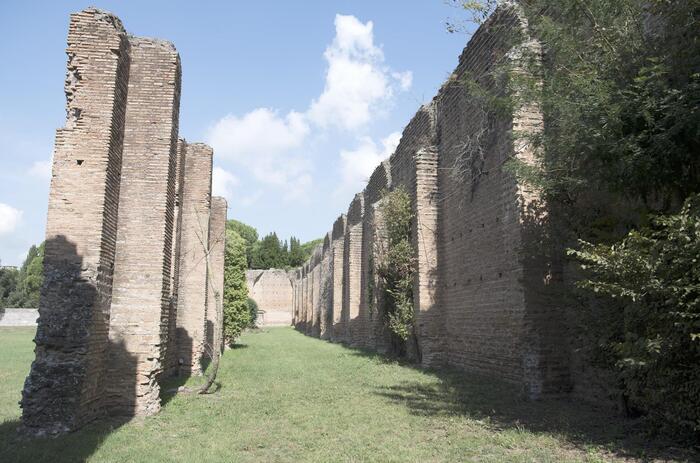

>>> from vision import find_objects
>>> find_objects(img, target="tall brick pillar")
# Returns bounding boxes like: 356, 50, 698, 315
21, 8, 131, 436
344, 193, 365, 347
165, 139, 187, 376
175, 142, 213, 376
413, 143, 442, 367
319, 234, 333, 340
330, 215, 346, 342
311, 248, 322, 337
107, 36, 181, 417
206, 196, 227, 358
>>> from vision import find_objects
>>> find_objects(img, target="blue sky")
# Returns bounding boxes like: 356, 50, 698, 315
0, 1, 474, 266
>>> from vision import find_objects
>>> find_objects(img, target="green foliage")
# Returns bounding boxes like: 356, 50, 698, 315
226, 219, 258, 268
300, 238, 324, 259
247, 297, 258, 327
251, 232, 288, 269
569, 195, 700, 438
0, 267, 19, 309
288, 237, 306, 267
0, 243, 44, 309
377, 187, 417, 346
223, 229, 251, 344
453, 0, 700, 439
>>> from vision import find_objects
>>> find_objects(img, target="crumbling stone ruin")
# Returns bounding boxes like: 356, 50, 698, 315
21, 8, 227, 436
290, 3, 573, 399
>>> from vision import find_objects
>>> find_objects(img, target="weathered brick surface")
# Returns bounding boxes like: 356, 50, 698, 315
310, 246, 322, 337
21, 8, 131, 436
206, 197, 227, 357
319, 234, 333, 339
107, 35, 181, 417
344, 193, 364, 347
247, 269, 294, 326
164, 139, 187, 376
287, 3, 572, 398
360, 162, 391, 350
329, 215, 346, 342
175, 142, 212, 376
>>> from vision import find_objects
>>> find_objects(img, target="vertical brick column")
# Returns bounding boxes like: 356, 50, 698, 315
369, 202, 392, 354
21, 8, 131, 436
311, 249, 322, 337
343, 193, 364, 347
206, 196, 227, 358
165, 139, 187, 376
319, 234, 332, 340
107, 36, 181, 417
330, 215, 346, 342
175, 142, 212, 376
413, 144, 442, 367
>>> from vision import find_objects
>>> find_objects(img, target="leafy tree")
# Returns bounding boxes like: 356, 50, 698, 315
300, 239, 323, 260
288, 237, 306, 267
222, 229, 251, 345
0, 265, 19, 309
226, 219, 258, 268
569, 195, 700, 438
452, 0, 700, 438
377, 187, 417, 356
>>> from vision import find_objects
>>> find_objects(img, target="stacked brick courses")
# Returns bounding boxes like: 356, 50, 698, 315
107, 35, 181, 417
175, 142, 213, 376
22, 8, 226, 436
343, 193, 365, 347
329, 215, 346, 342
289, 2, 572, 398
246, 269, 294, 326
21, 8, 131, 436
206, 197, 227, 357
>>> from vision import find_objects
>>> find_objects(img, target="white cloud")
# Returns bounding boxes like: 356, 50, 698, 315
337, 131, 401, 196
0, 203, 23, 235
28, 158, 52, 179
212, 166, 239, 203
209, 108, 309, 161
208, 108, 313, 202
206, 14, 411, 204
308, 14, 411, 130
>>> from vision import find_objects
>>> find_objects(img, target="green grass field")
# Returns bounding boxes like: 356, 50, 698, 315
0, 327, 693, 462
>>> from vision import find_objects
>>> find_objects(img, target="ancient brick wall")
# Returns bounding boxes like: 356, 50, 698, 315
164, 139, 187, 376
289, 3, 572, 398
360, 162, 391, 350
206, 197, 227, 357
107, 35, 181, 417
175, 142, 213, 376
22, 8, 224, 435
319, 234, 333, 339
344, 193, 365, 347
330, 215, 346, 342
310, 246, 322, 337
247, 269, 294, 326
21, 8, 131, 436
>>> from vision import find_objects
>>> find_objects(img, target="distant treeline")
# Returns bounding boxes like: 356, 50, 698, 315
0, 244, 43, 309
226, 219, 321, 270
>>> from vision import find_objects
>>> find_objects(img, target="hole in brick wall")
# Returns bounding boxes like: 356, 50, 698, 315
76, 159, 84, 165
498, 272, 502, 278
481, 223, 485, 228
479, 275, 483, 281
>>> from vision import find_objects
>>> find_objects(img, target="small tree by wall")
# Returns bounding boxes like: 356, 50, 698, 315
223, 229, 251, 345
376, 187, 417, 355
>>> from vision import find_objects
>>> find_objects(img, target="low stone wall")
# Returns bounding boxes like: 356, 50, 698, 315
0, 309, 39, 327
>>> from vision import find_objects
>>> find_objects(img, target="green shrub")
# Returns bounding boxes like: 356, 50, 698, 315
569, 194, 700, 438
247, 297, 258, 327
223, 230, 251, 345
377, 187, 417, 350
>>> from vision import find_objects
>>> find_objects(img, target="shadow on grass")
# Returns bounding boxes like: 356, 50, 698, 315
343, 347, 698, 462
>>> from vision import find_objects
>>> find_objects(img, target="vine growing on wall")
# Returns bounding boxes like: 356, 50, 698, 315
376, 187, 417, 351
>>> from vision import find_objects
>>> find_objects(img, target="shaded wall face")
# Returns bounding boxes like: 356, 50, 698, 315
176, 142, 213, 376
21, 9, 131, 436
206, 197, 227, 357
107, 36, 181, 417
247, 270, 294, 326
164, 139, 187, 376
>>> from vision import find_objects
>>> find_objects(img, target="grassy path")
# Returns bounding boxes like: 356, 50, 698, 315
0, 327, 690, 462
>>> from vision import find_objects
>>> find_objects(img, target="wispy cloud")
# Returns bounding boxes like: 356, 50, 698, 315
0, 203, 23, 235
